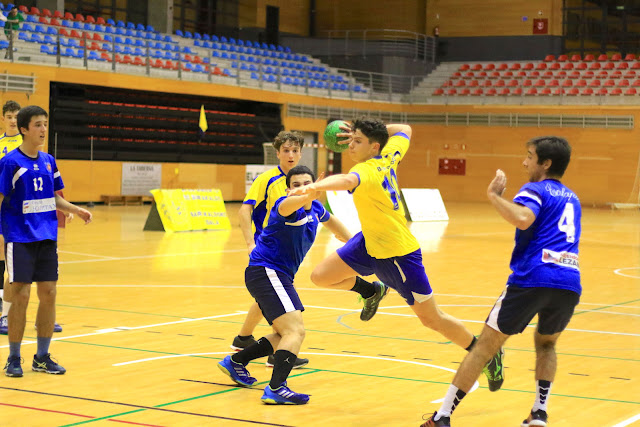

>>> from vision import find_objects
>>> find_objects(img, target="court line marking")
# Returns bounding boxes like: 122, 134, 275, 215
111, 351, 479, 404
0, 312, 247, 349
614, 267, 640, 279
612, 413, 640, 427
59, 248, 247, 265
58, 250, 119, 259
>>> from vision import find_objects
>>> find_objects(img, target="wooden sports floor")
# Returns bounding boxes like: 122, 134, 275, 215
0, 202, 638, 427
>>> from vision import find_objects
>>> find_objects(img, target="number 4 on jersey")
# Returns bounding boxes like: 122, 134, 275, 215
558, 203, 575, 243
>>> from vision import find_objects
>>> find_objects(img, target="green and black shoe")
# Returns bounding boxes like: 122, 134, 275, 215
483, 347, 505, 391
359, 281, 389, 321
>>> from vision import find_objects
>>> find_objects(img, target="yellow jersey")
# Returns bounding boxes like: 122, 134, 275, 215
0, 133, 21, 158
349, 133, 420, 258
243, 166, 287, 240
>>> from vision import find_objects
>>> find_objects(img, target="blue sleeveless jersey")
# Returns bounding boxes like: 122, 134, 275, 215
0, 149, 64, 242
508, 179, 581, 294
249, 197, 329, 280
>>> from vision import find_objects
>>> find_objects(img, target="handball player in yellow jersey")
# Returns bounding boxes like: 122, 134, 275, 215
288, 118, 504, 391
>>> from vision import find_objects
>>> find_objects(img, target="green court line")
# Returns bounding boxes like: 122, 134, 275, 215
58, 370, 319, 427
57, 304, 188, 319
306, 368, 640, 405
572, 298, 640, 316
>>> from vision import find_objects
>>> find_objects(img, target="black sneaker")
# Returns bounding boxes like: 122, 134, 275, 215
32, 353, 66, 375
230, 335, 257, 351
521, 409, 548, 427
420, 412, 451, 427
266, 354, 309, 369
360, 281, 389, 321
4, 356, 23, 377
482, 346, 504, 391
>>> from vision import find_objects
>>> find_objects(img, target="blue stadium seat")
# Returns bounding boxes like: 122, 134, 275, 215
231, 61, 238, 68
212, 50, 220, 58
249, 64, 258, 72
220, 52, 229, 59
193, 64, 204, 73
184, 31, 193, 38
163, 51, 172, 59
269, 44, 276, 51
253, 41, 260, 48
61, 47, 74, 57
103, 34, 113, 42
175, 30, 184, 37
134, 47, 144, 56
28, 33, 42, 43
126, 22, 135, 30
237, 39, 245, 46
101, 43, 112, 51
46, 26, 57, 35
40, 45, 51, 54
151, 50, 162, 58
183, 62, 193, 71
284, 46, 291, 53
114, 36, 124, 44
211, 42, 219, 50
61, 20, 72, 27
245, 47, 254, 55
113, 27, 124, 35
211, 35, 219, 42
283, 77, 292, 85
84, 23, 94, 31
114, 44, 123, 53
104, 26, 115, 34
136, 23, 145, 31
201, 41, 210, 49
228, 45, 237, 52
95, 25, 105, 32
240, 63, 248, 70
163, 35, 173, 42
107, 18, 116, 26
229, 37, 236, 44
21, 23, 33, 32
202, 57, 210, 64
223, 68, 233, 77
281, 68, 290, 77
123, 29, 133, 37
72, 21, 82, 29
88, 51, 100, 61
122, 46, 133, 55
124, 37, 134, 45
203, 34, 210, 41
116, 20, 125, 28
17, 31, 28, 41
194, 39, 201, 47
146, 25, 154, 32
236, 46, 245, 54
25, 14, 36, 23
194, 32, 201, 40
134, 39, 145, 47
220, 36, 227, 43
277, 45, 284, 52
145, 32, 154, 40
250, 72, 258, 80
229, 53, 237, 60
218, 43, 227, 51
182, 46, 193, 53
43, 35, 55, 44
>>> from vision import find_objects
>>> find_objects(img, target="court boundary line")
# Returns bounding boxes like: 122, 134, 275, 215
612, 413, 640, 427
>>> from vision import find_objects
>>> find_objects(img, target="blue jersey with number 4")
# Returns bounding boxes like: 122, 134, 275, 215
508, 179, 581, 294
0, 148, 64, 243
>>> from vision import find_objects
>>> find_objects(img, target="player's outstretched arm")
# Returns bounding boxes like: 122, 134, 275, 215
322, 215, 353, 243
54, 194, 92, 224
487, 169, 535, 230
277, 193, 315, 217
288, 173, 359, 197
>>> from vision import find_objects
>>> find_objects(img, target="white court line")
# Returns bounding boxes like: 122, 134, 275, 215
0, 311, 247, 349
59, 248, 246, 264
611, 413, 640, 427
112, 350, 479, 403
58, 250, 118, 259
614, 267, 640, 279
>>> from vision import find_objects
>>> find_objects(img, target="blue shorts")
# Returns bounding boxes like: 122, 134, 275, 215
337, 232, 433, 305
6, 240, 58, 284
245, 265, 304, 325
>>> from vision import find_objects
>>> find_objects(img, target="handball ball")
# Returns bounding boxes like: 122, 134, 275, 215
324, 120, 350, 153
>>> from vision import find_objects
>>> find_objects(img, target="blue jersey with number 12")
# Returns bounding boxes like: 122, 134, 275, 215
0, 149, 64, 243
509, 179, 581, 294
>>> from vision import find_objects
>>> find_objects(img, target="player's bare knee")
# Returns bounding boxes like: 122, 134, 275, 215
534, 335, 557, 353
310, 269, 329, 287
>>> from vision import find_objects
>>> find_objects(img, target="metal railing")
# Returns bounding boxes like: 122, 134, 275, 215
321, 29, 435, 63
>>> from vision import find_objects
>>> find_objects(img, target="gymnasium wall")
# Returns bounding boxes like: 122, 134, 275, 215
1, 62, 638, 206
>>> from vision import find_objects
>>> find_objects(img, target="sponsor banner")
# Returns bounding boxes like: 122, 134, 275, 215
150, 189, 231, 232
122, 163, 162, 196
245, 164, 276, 194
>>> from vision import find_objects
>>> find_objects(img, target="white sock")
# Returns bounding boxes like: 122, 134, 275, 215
436, 384, 467, 419
532, 380, 552, 412
1, 301, 10, 318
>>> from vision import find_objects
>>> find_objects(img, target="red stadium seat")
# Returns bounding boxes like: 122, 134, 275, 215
583, 71, 595, 79
633, 79, 640, 87
611, 53, 622, 61
553, 88, 565, 96
603, 62, 615, 70
632, 62, 640, 69
596, 88, 608, 96
616, 62, 629, 70
502, 71, 513, 78
516, 71, 527, 78
581, 88, 594, 95
610, 88, 622, 95
64, 12, 74, 20
495, 79, 506, 87
18, 6, 28, 13
567, 88, 580, 95
123, 55, 133, 64
597, 54, 608, 61
471, 64, 483, 71
526, 88, 538, 95
101, 52, 112, 61
50, 18, 61, 26
584, 54, 595, 62
618, 79, 630, 87
484, 63, 495, 71
536, 63, 547, 70
30, 7, 41, 15
540, 88, 552, 95
133, 57, 145, 66
597, 70, 609, 79
447, 88, 457, 96
450, 72, 461, 79
604, 79, 616, 87
611, 70, 622, 78
96, 17, 106, 25
489, 71, 501, 79
89, 42, 100, 50
85, 15, 96, 24
562, 62, 574, 70
570, 54, 582, 62
152, 59, 164, 69
523, 63, 534, 70
459, 64, 470, 71
39, 17, 49, 24
70, 30, 81, 38
507, 79, 519, 87
469, 80, 479, 87
485, 88, 497, 96
477, 71, 487, 78
463, 72, 474, 79
459, 88, 470, 95
534, 79, 545, 87
53, 10, 63, 18
588, 79, 601, 87
433, 88, 444, 96
544, 55, 555, 62
576, 79, 587, 87
543, 70, 554, 78
472, 88, 484, 96
576, 62, 588, 70
512, 88, 523, 95
75, 14, 85, 22
625, 87, 637, 95
589, 62, 601, 70
455, 80, 466, 87
530, 71, 540, 78
557, 54, 568, 62
556, 71, 567, 78
59, 28, 70, 37
548, 79, 559, 87
624, 70, 637, 79
569, 71, 581, 79
549, 63, 561, 70
41, 8, 52, 17
509, 63, 521, 70
624, 53, 636, 61
498, 88, 510, 96
497, 63, 509, 70
482, 80, 493, 87
522, 79, 533, 87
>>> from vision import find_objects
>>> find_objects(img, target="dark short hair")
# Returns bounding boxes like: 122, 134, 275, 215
527, 136, 572, 177
352, 117, 389, 152
273, 130, 304, 151
17, 105, 48, 135
286, 165, 315, 188
2, 100, 20, 116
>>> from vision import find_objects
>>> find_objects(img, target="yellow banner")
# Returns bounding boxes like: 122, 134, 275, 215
150, 189, 231, 232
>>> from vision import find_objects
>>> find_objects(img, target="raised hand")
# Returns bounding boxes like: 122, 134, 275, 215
488, 169, 507, 198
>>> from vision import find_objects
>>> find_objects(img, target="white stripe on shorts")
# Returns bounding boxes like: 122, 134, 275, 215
265, 267, 296, 313
393, 260, 407, 283
486, 287, 508, 333
6, 242, 13, 283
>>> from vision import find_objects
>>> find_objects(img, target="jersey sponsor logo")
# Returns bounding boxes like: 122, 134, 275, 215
46, 162, 52, 172
545, 184, 577, 201
541, 248, 579, 270
23, 197, 56, 214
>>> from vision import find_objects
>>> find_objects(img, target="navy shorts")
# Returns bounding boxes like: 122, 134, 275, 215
336, 232, 433, 305
245, 265, 304, 325
486, 285, 580, 335
6, 240, 59, 284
